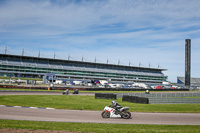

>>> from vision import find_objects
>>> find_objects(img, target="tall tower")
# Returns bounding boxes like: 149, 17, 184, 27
185, 39, 191, 90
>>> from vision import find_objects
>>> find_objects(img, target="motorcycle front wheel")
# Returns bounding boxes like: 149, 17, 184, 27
101, 111, 110, 118
121, 111, 131, 119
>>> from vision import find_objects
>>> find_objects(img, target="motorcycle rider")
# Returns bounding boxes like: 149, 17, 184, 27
110, 101, 122, 115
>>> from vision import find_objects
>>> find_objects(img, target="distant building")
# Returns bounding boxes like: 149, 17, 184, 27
0, 53, 167, 84
177, 77, 200, 87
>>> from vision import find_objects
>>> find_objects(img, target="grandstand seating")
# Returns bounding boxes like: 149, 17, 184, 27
0, 58, 164, 77
0, 54, 167, 83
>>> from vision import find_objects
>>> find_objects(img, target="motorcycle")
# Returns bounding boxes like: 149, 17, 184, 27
101, 106, 131, 119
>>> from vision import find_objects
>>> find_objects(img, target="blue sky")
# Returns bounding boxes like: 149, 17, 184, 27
0, 0, 200, 82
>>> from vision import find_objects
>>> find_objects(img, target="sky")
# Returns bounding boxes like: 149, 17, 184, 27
0, 0, 200, 83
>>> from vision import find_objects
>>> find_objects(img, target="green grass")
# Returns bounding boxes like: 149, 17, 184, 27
0, 95, 200, 113
1, 95, 200, 133
0, 120, 200, 133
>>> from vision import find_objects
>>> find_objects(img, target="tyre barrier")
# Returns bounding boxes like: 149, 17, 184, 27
95, 93, 117, 99
122, 95, 149, 104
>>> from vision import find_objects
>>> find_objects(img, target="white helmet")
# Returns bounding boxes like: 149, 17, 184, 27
112, 100, 117, 106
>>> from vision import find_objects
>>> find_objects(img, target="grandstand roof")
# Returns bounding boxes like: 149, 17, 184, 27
0, 53, 167, 72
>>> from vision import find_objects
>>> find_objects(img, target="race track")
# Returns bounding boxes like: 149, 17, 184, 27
0, 91, 200, 125
1, 106, 200, 125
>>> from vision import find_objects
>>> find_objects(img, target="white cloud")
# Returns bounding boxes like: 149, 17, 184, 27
1, 0, 200, 34
0, 0, 200, 82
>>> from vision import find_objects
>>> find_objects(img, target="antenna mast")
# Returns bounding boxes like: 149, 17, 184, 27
94, 57, 96, 63
68, 54, 70, 60
5, 47, 7, 54
22, 49, 24, 56
38, 51, 40, 57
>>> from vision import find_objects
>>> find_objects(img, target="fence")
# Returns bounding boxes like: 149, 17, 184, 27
148, 98, 200, 104
116, 92, 200, 104
116, 92, 200, 98
95, 92, 200, 104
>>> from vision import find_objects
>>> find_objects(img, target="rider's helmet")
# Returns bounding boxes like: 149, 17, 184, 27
112, 100, 117, 106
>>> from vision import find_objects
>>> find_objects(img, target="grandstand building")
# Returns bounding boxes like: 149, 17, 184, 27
0, 53, 167, 84
177, 77, 200, 87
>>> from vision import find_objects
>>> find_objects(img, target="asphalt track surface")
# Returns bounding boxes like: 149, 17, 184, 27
0, 91, 200, 125
1, 106, 200, 125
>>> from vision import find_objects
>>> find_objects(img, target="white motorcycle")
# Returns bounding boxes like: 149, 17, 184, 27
101, 106, 131, 119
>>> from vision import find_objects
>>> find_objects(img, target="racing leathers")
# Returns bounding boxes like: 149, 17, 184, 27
110, 102, 122, 115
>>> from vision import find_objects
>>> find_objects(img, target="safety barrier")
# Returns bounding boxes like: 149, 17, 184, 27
94, 93, 200, 104
148, 98, 200, 104
119, 93, 200, 104
116, 92, 200, 98
122, 95, 149, 104
86, 88, 189, 91
95, 93, 116, 99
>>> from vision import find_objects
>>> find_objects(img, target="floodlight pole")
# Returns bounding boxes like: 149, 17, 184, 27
185, 39, 191, 91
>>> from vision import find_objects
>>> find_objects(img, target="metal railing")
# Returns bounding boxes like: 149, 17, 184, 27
116, 92, 200, 104
116, 92, 200, 98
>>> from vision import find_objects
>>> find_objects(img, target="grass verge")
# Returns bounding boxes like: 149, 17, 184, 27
0, 120, 200, 133
0, 95, 200, 113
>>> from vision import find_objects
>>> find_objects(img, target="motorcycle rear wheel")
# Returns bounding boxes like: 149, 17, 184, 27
101, 111, 110, 118
121, 111, 131, 119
